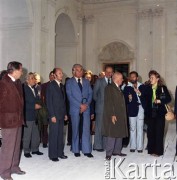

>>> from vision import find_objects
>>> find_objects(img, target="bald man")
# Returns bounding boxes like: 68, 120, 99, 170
102, 72, 128, 160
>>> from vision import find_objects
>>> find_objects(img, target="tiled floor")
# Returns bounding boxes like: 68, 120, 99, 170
1, 121, 177, 180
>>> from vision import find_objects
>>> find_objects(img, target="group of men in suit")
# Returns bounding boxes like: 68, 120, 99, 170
45, 65, 94, 161
1, 61, 177, 180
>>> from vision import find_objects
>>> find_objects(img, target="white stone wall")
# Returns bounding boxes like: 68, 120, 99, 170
0, 0, 177, 96
0, 0, 32, 81
82, 0, 177, 96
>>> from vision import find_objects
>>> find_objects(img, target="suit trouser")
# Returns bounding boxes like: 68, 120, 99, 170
129, 108, 144, 150
23, 121, 40, 153
67, 116, 72, 144
41, 124, 48, 145
0, 127, 22, 179
106, 137, 122, 156
71, 112, 91, 154
147, 116, 165, 156
48, 119, 64, 159
176, 119, 177, 155
93, 113, 105, 150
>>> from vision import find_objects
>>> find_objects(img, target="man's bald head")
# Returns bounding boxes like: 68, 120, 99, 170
112, 72, 123, 86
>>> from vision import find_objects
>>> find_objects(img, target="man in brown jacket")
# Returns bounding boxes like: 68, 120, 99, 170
102, 72, 128, 160
0, 61, 26, 180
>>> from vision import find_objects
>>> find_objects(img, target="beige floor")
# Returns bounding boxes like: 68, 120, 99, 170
1, 121, 176, 180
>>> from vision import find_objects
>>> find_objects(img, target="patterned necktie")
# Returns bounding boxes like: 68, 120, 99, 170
78, 78, 82, 92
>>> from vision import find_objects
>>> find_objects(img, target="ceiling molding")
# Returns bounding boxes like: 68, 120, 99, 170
75, 0, 130, 4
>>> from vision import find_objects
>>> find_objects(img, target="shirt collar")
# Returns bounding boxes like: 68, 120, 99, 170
127, 81, 142, 88
55, 79, 61, 86
105, 77, 111, 83
8, 74, 16, 82
28, 85, 34, 89
75, 77, 82, 83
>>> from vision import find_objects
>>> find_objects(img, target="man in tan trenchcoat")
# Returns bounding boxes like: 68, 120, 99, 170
102, 72, 128, 160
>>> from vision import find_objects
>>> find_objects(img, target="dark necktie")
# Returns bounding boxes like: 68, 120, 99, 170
108, 78, 111, 85
60, 83, 65, 98
78, 78, 82, 92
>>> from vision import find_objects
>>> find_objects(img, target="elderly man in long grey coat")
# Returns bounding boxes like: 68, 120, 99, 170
102, 72, 128, 160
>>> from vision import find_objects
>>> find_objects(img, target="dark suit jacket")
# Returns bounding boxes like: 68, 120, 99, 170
124, 83, 146, 117
46, 80, 66, 121
23, 84, 39, 121
174, 86, 177, 114
144, 85, 171, 118
0, 74, 24, 128
41, 81, 50, 104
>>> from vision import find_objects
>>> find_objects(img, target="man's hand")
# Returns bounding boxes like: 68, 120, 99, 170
80, 104, 88, 113
91, 114, 94, 120
154, 99, 161, 104
51, 117, 57, 123
64, 115, 68, 121
134, 88, 141, 96
112, 116, 117, 125
35, 104, 41, 110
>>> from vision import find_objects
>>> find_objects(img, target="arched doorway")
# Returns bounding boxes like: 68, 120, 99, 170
55, 13, 76, 77
98, 41, 134, 77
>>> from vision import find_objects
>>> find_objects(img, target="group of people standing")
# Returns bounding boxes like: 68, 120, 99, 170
0, 61, 176, 180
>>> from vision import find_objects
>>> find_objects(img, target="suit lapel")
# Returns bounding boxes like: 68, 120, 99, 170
53, 81, 62, 96
102, 78, 107, 87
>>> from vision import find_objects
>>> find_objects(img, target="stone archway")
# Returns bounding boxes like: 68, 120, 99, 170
98, 41, 134, 76
55, 13, 77, 77
98, 41, 134, 62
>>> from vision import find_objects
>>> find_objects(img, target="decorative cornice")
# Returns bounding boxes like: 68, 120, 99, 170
0, 22, 33, 31
76, 0, 129, 4
77, 12, 95, 23
138, 8, 163, 18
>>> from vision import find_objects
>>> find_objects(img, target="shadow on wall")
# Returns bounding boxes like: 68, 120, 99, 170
21, 68, 28, 83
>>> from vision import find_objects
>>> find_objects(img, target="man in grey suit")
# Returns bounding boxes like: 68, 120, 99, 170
46, 68, 68, 162
93, 65, 114, 151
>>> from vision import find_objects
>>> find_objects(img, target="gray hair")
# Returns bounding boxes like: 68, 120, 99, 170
72, 64, 83, 73
26, 72, 34, 81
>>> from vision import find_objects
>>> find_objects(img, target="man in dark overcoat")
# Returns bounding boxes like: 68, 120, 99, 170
102, 72, 128, 160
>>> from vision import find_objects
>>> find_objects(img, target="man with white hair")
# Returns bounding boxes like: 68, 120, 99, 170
23, 72, 43, 158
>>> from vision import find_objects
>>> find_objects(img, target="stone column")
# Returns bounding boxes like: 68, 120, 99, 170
45, 0, 56, 79
84, 15, 97, 73
76, 16, 84, 65
137, 9, 154, 82
152, 8, 164, 76
31, 0, 42, 73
